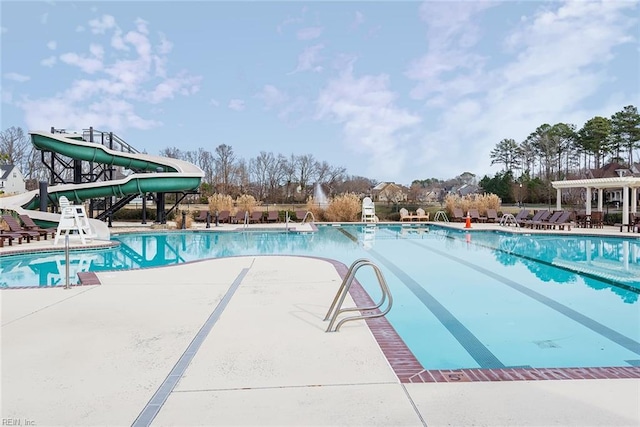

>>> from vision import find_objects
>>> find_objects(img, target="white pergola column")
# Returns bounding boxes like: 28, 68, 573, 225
622, 185, 629, 225
556, 188, 562, 211
585, 187, 592, 215
632, 187, 637, 214
597, 188, 603, 212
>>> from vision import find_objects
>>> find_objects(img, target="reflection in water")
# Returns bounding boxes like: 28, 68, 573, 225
464, 231, 640, 302
0, 253, 97, 287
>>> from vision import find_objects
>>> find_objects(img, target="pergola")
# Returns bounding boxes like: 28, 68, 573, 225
551, 177, 640, 225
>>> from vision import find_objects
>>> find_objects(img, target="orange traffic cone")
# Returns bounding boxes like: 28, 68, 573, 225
465, 212, 472, 229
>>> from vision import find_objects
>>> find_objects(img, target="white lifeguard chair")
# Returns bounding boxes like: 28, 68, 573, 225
361, 197, 377, 223
54, 196, 95, 245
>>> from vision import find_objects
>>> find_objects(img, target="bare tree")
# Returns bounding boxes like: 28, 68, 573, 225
214, 144, 236, 195
295, 154, 318, 199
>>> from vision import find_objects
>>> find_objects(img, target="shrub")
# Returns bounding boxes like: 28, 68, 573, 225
324, 193, 361, 222
444, 193, 502, 217
208, 193, 233, 213
236, 194, 257, 214
175, 211, 194, 229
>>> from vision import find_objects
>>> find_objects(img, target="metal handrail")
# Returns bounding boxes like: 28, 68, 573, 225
433, 211, 449, 222
301, 211, 316, 224
324, 258, 393, 332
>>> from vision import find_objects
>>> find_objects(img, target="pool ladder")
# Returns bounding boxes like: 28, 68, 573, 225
324, 258, 393, 332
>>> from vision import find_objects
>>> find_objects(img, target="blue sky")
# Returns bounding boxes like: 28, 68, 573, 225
1, 1, 639, 185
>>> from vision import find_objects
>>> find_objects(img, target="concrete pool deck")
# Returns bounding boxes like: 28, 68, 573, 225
1, 221, 639, 425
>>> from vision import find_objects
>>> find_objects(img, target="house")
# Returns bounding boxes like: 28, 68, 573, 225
586, 162, 640, 205
371, 182, 408, 203
0, 164, 26, 195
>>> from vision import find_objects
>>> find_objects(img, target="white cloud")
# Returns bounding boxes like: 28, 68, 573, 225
316, 61, 421, 180
89, 15, 116, 34
17, 16, 201, 134
40, 56, 57, 67
351, 11, 365, 30
228, 99, 246, 111
46, 40, 57, 50
297, 26, 323, 40
403, 0, 640, 179
60, 52, 103, 74
3, 72, 30, 83
289, 44, 324, 74
256, 85, 288, 110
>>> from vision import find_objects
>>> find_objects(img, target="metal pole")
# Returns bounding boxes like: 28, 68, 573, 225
181, 211, 186, 229
206, 211, 211, 229
64, 235, 70, 289
215, 210, 219, 227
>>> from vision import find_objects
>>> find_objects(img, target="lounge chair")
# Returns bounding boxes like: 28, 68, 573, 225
451, 208, 465, 222
295, 210, 307, 222
216, 210, 230, 224
514, 209, 531, 227
266, 211, 279, 223
249, 211, 263, 224
1, 215, 41, 242
415, 208, 429, 222
545, 210, 572, 230
538, 211, 564, 229
195, 210, 209, 222
486, 209, 498, 223
18, 214, 57, 239
524, 210, 551, 229
233, 211, 248, 224
468, 208, 486, 223
0, 232, 24, 247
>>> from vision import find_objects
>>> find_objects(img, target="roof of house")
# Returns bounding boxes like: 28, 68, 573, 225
0, 164, 15, 180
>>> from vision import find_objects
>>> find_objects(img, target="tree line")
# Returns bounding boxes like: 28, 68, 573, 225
481, 105, 640, 204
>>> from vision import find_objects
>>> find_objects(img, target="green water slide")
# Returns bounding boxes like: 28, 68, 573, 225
0, 131, 204, 238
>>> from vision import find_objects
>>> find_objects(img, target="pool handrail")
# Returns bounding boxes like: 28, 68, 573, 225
324, 258, 393, 332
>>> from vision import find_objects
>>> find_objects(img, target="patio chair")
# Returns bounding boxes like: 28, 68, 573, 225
266, 211, 279, 223
195, 210, 209, 222
524, 210, 551, 229
468, 208, 486, 223
18, 214, 57, 239
514, 209, 531, 227
486, 209, 498, 223
216, 210, 230, 224
451, 208, 465, 222
399, 208, 413, 222
233, 210, 248, 224
538, 211, 564, 229
0, 232, 24, 248
249, 211, 263, 224
589, 211, 604, 229
1, 214, 41, 242
415, 208, 429, 222
545, 210, 572, 230
295, 210, 307, 222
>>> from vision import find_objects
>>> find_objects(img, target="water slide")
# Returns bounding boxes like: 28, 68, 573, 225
0, 131, 204, 240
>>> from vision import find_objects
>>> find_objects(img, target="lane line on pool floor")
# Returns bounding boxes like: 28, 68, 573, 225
131, 265, 251, 427
407, 239, 640, 356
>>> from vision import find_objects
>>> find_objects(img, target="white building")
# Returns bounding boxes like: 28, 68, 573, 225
0, 164, 26, 195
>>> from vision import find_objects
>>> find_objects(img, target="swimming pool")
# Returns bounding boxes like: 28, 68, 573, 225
1, 224, 638, 370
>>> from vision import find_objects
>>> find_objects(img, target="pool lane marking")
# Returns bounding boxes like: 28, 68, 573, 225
338, 228, 506, 369
406, 238, 640, 356
131, 266, 251, 427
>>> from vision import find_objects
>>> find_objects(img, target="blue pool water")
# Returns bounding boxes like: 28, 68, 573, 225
1, 224, 639, 370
